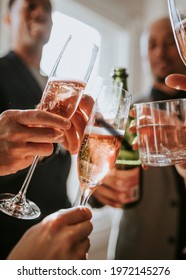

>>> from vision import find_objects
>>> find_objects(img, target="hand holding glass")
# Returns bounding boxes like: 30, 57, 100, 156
0, 35, 98, 219
77, 85, 131, 206
135, 98, 186, 166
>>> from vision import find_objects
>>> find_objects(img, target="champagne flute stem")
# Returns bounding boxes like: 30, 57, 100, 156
80, 188, 95, 206
17, 155, 40, 200
72, 187, 81, 207
80, 189, 91, 206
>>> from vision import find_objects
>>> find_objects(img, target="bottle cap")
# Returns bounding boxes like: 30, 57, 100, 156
111, 67, 128, 79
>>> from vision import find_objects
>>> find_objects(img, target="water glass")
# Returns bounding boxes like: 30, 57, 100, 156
135, 98, 186, 166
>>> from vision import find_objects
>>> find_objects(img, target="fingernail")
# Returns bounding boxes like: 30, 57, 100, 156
129, 119, 136, 129
70, 148, 78, 154
114, 203, 123, 208
79, 206, 89, 218
63, 120, 71, 130
132, 136, 138, 145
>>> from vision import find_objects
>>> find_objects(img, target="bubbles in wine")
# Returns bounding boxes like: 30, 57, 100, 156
40, 80, 85, 119
78, 128, 123, 188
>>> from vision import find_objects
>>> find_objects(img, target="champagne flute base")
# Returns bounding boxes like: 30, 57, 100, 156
0, 193, 40, 220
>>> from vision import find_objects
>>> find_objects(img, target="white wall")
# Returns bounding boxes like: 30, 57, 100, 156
52, 0, 169, 99
0, 0, 9, 56
52, 0, 130, 77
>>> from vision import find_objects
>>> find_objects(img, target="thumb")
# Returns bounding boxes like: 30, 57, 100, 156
165, 74, 186, 91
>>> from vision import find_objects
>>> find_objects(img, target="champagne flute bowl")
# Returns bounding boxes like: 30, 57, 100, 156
77, 85, 131, 206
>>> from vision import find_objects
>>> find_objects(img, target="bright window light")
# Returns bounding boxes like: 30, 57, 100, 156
41, 11, 101, 76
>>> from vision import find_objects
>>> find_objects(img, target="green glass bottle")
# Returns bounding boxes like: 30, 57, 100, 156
111, 67, 140, 169
111, 67, 142, 208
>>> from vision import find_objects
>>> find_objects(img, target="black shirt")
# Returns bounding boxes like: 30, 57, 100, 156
0, 51, 71, 259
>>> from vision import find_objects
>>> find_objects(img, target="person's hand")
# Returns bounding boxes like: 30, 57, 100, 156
7, 206, 93, 260
175, 163, 186, 180
92, 167, 140, 208
62, 94, 94, 154
0, 109, 71, 175
165, 74, 186, 90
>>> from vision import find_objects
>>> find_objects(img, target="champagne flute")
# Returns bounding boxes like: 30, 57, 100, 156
168, 0, 186, 65
77, 85, 131, 206
0, 35, 99, 219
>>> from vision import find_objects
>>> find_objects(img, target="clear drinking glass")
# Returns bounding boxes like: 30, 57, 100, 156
0, 35, 99, 219
135, 98, 186, 166
77, 85, 131, 206
168, 0, 186, 65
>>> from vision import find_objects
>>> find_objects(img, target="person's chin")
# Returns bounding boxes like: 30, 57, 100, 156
156, 76, 166, 83
154, 70, 172, 83
31, 33, 49, 45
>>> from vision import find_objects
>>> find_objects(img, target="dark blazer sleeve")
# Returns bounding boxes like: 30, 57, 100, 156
0, 51, 42, 113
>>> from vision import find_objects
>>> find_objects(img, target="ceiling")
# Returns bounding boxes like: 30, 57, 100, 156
72, 0, 145, 27
53, 0, 169, 29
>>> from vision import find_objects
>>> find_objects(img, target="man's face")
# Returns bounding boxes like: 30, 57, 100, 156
9, 0, 53, 48
147, 18, 186, 83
